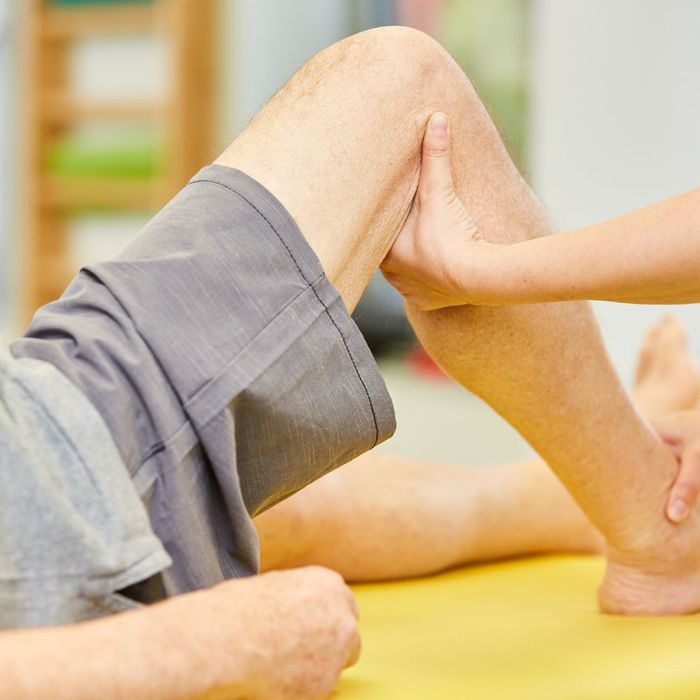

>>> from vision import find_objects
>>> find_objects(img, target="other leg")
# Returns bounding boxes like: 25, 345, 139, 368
255, 318, 699, 581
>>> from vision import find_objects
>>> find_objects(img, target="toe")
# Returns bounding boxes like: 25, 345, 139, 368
660, 314, 688, 345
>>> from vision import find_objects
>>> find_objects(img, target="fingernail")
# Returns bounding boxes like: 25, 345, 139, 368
429, 113, 448, 136
668, 499, 690, 523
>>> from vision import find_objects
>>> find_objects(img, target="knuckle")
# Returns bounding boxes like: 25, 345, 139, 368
346, 630, 362, 667
302, 566, 341, 591
307, 564, 334, 579
684, 452, 700, 474
425, 145, 449, 158
674, 483, 700, 502
320, 575, 348, 599
323, 569, 346, 587
297, 565, 321, 582
340, 614, 359, 639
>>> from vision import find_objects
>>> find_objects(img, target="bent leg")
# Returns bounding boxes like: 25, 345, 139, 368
221, 27, 700, 612
218, 27, 493, 311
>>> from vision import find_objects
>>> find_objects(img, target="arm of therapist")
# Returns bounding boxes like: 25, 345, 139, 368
382, 112, 700, 310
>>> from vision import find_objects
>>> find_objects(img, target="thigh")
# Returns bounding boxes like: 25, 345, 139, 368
217, 27, 477, 310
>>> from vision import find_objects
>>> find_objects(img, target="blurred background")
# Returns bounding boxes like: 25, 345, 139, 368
1, 0, 699, 466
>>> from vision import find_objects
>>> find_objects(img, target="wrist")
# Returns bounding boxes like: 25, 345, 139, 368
455, 241, 520, 306
487, 237, 559, 305
148, 587, 259, 698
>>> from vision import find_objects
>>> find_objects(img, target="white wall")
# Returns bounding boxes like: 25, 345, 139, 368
219, 0, 351, 143
530, 0, 700, 384
218, 0, 392, 142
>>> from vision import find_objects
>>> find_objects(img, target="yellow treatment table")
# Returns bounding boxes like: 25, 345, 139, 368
339, 556, 700, 699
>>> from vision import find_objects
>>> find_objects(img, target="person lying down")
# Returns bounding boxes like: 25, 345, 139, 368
2, 25, 700, 700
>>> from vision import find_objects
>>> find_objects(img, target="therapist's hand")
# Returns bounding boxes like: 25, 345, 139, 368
382, 112, 502, 311
653, 410, 700, 523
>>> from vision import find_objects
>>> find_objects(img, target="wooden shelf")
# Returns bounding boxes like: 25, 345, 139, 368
22, 0, 216, 320
42, 3, 158, 40
35, 254, 79, 299
43, 93, 164, 123
42, 176, 162, 211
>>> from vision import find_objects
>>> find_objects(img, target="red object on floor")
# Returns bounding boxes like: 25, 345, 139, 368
406, 346, 450, 381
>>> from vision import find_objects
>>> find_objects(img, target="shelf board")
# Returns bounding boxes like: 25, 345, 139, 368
42, 176, 161, 212
43, 94, 164, 123
42, 3, 159, 40
36, 255, 78, 298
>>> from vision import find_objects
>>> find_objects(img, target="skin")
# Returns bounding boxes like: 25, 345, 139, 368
384, 117, 700, 525
2, 319, 694, 700
0, 566, 359, 700
387, 188, 700, 308
381, 106, 700, 615
653, 409, 700, 523
227, 29, 685, 608
254, 316, 698, 582
257, 453, 604, 580
3, 25, 700, 700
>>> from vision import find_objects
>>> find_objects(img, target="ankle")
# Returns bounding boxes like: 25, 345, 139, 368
615, 506, 700, 564
595, 436, 684, 557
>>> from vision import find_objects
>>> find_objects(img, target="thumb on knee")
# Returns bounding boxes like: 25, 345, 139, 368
419, 112, 456, 203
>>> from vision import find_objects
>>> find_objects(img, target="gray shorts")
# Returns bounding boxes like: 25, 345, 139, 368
11, 165, 395, 617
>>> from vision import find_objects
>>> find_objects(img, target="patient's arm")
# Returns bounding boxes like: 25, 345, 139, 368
0, 568, 359, 700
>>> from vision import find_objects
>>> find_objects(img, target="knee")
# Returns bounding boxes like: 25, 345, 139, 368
341, 27, 455, 91
362, 25, 449, 72
345, 26, 475, 119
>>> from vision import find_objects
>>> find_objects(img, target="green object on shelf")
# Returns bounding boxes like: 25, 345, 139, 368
50, 0, 152, 6
46, 128, 163, 180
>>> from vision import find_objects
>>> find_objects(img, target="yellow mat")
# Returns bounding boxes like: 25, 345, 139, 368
339, 556, 700, 699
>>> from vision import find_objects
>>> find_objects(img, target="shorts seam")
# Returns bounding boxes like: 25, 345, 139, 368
78, 268, 193, 468
133, 280, 323, 473
185, 277, 321, 411
188, 178, 380, 447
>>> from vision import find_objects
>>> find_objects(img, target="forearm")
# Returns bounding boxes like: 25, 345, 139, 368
0, 590, 251, 700
492, 188, 700, 305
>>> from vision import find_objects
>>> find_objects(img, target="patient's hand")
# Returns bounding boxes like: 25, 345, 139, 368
233, 566, 360, 699
173, 566, 360, 699
653, 410, 700, 523
382, 112, 499, 310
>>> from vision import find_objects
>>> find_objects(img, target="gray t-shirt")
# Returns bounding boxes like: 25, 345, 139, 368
0, 348, 170, 628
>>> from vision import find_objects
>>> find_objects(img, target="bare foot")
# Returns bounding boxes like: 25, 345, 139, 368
565, 318, 700, 560
600, 519, 700, 615
633, 315, 700, 417
596, 318, 700, 614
